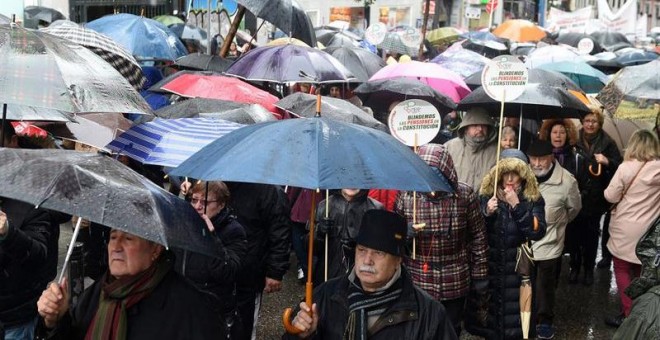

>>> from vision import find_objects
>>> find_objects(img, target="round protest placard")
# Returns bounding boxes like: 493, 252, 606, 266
481, 55, 528, 102
364, 23, 387, 45
577, 38, 594, 55
388, 99, 441, 146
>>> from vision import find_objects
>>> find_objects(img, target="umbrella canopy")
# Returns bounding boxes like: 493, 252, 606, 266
431, 49, 489, 79
369, 61, 471, 103
590, 31, 632, 52
170, 117, 454, 192
86, 13, 187, 61
323, 46, 386, 82
153, 15, 184, 26
464, 71, 482, 91
266, 37, 309, 47
524, 45, 584, 68
426, 27, 462, 45
596, 60, 660, 120
235, 0, 317, 47
225, 44, 355, 83
613, 48, 659, 66
2, 105, 74, 122
24, 6, 66, 25
197, 105, 277, 124
107, 117, 244, 167
0, 148, 221, 257
378, 32, 418, 56
354, 78, 457, 115
536, 61, 609, 94
275, 92, 387, 131
556, 32, 603, 54
460, 39, 509, 59
586, 51, 625, 74
42, 20, 147, 91
154, 98, 274, 121
460, 31, 509, 43
45, 112, 134, 151
493, 19, 547, 42
152, 72, 279, 112
0, 14, 10, 24
0, 24, 152, 115
169, 23, 208, 50
174, 53, 234, 72
315, 27, 360, 48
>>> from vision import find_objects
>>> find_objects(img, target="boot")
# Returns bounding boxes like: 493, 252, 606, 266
583, 270, 594, 286
597, 256, 612, 269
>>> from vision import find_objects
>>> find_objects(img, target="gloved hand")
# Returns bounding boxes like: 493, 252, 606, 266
316, 218, 334, 238
470, 279, 490, 327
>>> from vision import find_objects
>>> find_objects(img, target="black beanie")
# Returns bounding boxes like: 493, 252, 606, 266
356, 210, 407, 257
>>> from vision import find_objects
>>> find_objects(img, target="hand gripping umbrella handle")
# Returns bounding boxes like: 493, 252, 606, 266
588, 163, 602, 176
283, 192, 317, 334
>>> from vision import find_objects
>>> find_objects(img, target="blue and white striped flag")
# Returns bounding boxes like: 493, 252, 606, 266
106, 117, 244, 167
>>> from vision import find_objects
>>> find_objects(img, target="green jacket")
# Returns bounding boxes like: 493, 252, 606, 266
613, 285, 660, 340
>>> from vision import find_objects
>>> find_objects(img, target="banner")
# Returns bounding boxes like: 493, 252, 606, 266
545, 6, 592, 33
596, 0, 637, 35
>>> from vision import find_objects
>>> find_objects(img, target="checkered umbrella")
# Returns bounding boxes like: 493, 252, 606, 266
42, 20, 146, 91
378, 32, 417, 56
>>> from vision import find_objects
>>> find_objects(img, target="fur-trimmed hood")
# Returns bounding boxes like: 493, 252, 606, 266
539, 119, 579, 146
479, 157, 542, 201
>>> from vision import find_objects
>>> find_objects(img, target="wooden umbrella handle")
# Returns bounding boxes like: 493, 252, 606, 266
588, 163, 602, 176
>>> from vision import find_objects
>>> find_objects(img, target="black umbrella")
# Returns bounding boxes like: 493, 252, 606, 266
556, 32, 603, 54
236, 0, 317, 47
198, 105, 278, 125
323, 46, 386, 82
154, 98, 270, 121
461, 68, 583, 91
24, 6, 66, 26
174, 53, 234, 72
614, 48, 660, 66
0, 148, 221, 258
590, 31, 633, 52
354, 78, 457, 116
464, 71, 482, 91
462, 39, 509, 59
316, 28, 360, 48
275, 92, 388, 131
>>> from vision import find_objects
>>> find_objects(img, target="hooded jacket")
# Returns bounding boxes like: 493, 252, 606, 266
532, 161, 582, 261
396, 143, 488, 301
445, 125, 498, 192
474, 158, 547, 340
605, 159, 660, 264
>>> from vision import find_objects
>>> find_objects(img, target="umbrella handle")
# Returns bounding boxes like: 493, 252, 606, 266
282, 307, 302, 334
588, 163, 602, 176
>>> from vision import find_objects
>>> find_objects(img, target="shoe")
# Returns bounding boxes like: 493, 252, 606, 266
604, 314, 625, 328
568, 269, 579, 284
583, 270, 594, 286
536, 324, 555, 339
297, 268, 305, 285
597, 257, 612, 269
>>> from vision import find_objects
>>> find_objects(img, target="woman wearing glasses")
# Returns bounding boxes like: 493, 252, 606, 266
567, 106, 622, 286
175, 181, 248, 338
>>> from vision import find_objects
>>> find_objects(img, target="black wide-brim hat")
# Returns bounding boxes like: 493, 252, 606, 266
356, 210, 407, 257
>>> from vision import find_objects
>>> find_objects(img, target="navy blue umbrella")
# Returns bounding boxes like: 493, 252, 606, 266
170, 117, 454, 192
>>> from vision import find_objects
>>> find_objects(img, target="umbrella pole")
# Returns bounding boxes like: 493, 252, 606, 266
219, 5, 246, 57
324, 190, 329, 282
493, 90, 507, 193
1, 103, 6, 147
412, 133, 418, 260
283, 190, 317, 334
518, 108, 523, 150
419, 0, 431, 58
57, 217, 83, 284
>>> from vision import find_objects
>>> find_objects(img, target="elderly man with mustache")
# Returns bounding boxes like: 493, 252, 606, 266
285, 210, 457, 340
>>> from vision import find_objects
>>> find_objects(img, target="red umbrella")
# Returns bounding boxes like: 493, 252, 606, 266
11, 121, 48, 138
157, 73, 279, 113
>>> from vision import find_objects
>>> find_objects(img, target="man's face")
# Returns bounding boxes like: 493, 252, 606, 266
329, 87, 341, 98
465, 124, 488, 141
341, 188, 360, 201
108, 230, 162, 279
354, 244, 401, 292
529, 155, 554, 177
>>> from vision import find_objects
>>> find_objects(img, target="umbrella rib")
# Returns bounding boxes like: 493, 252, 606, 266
35, 165, 71, 208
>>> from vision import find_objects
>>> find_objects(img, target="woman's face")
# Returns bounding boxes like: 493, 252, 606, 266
230, 43, 237, 51
550, 124, 567, 148
582, 114, 600, 135
501, 171, 522, 191
191, 191, 225, 220
501, 133, 517, 150
329, 87, 341, 98
108, 230, 162, 279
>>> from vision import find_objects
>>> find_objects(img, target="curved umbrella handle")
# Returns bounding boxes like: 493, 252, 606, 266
282, 307, 302, 334
588, 163, 602, 177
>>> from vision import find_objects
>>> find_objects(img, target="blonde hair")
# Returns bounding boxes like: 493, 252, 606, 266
624, 129, 660, 161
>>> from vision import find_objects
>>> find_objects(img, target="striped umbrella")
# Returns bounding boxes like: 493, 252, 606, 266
106, 117, 244, 167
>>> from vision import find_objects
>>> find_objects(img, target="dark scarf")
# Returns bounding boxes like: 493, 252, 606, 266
536, 162, 556, 184
552, 146, 570, 167
84, 252, 172, 340
580, 130, 602, 156
344, 269, 403, 340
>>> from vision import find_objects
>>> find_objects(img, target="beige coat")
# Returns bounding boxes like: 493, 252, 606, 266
445, 137, 497, 191
532, 161, 582, 260
605, 159, 660, 264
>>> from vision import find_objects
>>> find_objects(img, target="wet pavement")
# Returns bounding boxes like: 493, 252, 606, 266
58, 224, 619, 339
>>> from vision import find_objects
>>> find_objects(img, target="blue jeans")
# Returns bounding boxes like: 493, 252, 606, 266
4, 316, 38, 340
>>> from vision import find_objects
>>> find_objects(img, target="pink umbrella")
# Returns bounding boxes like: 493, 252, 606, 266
369, 61, 471, 103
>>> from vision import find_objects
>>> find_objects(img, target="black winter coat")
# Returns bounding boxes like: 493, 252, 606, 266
226, 182, 291, 291
35, 269, 222, 339
312, 192, 383, 286
475, 194, 547, 340
283, 267, 457, 340
173, 207, 247, 313
0, 198, 67, 327
575, 130, 622, 216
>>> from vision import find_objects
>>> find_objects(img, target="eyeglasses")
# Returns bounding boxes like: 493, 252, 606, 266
191, 198, 219, 205
583, 119, 599, 125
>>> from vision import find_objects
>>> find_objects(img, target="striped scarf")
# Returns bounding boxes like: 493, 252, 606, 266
344, 267, 403, 340
84, 253, 172, 340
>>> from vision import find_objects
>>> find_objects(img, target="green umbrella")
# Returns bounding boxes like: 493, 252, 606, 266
153, 15, 184, 26
426, 27, 462, 45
